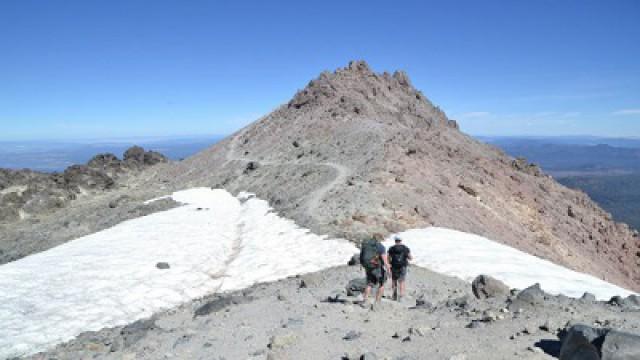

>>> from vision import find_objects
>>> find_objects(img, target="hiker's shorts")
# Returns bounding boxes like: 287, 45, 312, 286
365, 267, 386, 286
391, 266, 407, 281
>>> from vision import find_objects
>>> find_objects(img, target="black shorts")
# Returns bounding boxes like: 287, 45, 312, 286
365, 267, 386, 286
391, 266, 407, 281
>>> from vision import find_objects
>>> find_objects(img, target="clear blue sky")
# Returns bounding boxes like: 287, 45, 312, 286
1, 0, 639, 140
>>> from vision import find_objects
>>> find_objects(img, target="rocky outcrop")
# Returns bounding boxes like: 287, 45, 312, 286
0, 146, 167, 223
123, 146, 167, 168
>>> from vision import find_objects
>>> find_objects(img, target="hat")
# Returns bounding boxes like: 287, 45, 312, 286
394, 236, 402, 242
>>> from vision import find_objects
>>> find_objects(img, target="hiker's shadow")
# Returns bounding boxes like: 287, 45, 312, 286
535, 339, 562, 358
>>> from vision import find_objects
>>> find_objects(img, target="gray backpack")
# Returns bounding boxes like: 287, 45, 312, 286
360, 239, 380, 270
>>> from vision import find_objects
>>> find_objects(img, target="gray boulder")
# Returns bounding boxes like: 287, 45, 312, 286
559, 324, 608, 360
510, 283, 547, 309
622, 295, 640, 309
601, 329, 640, 360
346, 278, 367, 296
471, 275, 510, 299
560, 324, 640, 360
581, 292, 597, 302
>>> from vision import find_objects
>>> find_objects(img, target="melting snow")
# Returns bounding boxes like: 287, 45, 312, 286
0, 189, 635, 358
0, 188, 356, 358
384, 227, 636, 300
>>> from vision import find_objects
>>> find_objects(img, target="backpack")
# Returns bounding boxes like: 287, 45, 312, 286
360, 239, 380, 270
389, 245, 408, 268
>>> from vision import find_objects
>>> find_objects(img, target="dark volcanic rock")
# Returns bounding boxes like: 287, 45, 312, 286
559, 324, 640, 360
559, 324, 607, 360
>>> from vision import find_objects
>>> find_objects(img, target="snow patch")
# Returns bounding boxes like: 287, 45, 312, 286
385, 227, 636, 300
0, 188, 356, 358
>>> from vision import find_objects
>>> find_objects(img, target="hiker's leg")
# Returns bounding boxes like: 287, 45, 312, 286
376, 285, 384, 302
363, 285, 371, 301
392, 279, 398, 300
399, 279, 406, 297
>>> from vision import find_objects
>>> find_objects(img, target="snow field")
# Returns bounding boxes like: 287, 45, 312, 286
385, 227, 636, 300
0, 188, 635, 358
0, 188, 357, 358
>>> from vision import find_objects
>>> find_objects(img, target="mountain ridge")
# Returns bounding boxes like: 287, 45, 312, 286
149, 60, 639, 291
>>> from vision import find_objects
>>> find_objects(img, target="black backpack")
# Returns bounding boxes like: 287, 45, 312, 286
389, 245, 409, 268
360, 239, 380, 270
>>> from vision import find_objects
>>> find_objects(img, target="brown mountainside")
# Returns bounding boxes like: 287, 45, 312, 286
156, 61, 639, 291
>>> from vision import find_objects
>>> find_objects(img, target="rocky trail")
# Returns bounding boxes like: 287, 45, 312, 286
224, 126, 352, 219
27, 265, 640, 360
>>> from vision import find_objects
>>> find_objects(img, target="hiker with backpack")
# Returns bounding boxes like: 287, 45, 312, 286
359, 233, 391, 306
388, 235, 413, 301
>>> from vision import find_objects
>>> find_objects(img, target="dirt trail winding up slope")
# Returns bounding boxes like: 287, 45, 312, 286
223, 125, 352, 219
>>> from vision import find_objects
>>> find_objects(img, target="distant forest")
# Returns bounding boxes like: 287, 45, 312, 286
559, 174, 640, 231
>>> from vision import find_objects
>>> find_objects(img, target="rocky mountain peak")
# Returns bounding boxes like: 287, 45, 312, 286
285, 60, 451, 131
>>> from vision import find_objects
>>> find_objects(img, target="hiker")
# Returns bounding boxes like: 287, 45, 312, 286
360, 233, 391, 304
388, 235, 413, 301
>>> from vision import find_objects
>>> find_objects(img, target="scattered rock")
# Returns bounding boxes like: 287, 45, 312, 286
482, 310, 499, 322
471, 275, 510, 299
346, 278, 367, 296
458, 184, 477, 197
581, 292, 597, 302
408, 327, 428, 337
342, 330, 361, 341
360, 353, 378, 360
268, 333, 297, 349
510, 283, 546, 309
609, 296, 624, 307
244, 161, 259, 174
155, 262, 170, 270
446, 295, 471, 309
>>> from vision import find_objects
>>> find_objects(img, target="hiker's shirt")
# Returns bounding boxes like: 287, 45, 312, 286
388, 244, 411, 269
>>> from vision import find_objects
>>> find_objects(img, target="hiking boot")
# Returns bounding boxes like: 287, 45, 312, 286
360, 299, 371, 309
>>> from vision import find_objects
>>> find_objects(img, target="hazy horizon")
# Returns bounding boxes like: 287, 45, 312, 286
2, 1, 639, 140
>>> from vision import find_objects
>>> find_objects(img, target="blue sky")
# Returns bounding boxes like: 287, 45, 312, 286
1, 0, 639, 140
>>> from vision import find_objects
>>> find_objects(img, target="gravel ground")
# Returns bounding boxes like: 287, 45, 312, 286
26, 265, 640, 360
